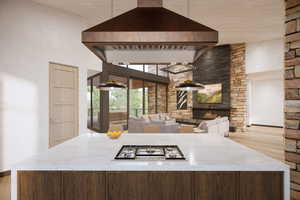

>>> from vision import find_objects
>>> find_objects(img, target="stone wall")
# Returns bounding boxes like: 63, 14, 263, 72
145, 82, 168, 114
157, 84, 167, 113
168, 72, 193, 119
230, 44, 247, 132
166, 44, 247, 132
146, 83, 156, 114
285, 1, 300, 199
193, 45, 231, 110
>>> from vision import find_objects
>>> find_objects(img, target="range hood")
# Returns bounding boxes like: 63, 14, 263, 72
82, 0, 218, 63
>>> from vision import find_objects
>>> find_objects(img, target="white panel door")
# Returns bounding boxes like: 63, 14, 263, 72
250, 78, 284, 127
49, 62, 79, 147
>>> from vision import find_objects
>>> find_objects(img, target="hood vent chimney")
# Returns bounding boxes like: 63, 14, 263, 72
82, 0, 218, 62
138, 0, 162, 7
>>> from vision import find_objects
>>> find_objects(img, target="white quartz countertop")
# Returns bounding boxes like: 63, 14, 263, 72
12, 133, 289, 171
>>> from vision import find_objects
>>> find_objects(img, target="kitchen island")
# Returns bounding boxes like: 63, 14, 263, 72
11, 133, 289, 200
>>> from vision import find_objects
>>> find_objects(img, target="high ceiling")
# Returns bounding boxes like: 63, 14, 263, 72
32, 0, 285, 44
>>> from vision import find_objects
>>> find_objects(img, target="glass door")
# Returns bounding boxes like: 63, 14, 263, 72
92, 76, 101, 130
129, 79, 143, 118
87, 79, 92, 128
108, 75, 128, 129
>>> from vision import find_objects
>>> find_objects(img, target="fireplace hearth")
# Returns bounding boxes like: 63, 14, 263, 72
193, 108, 230, 120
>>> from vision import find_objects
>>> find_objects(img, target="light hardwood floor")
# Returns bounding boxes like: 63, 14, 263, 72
0, 174, 10, 200
229, 126, 285, 162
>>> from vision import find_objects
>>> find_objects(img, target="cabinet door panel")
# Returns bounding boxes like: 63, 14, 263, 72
18, 171, 61, 200
148, 172, 192, 200
240, 171, 283, 200
62, 171, 106, 200
108, 172, 192, 200
194, 172, 238, 200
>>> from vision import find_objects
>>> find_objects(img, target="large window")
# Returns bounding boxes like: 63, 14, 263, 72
144, 64, 157, 75
127, 64, 169, 77
87, 75, 101, 131
92, 76, 101, 130
128, 64, 143, 71
109, 75, 128, 128
129, 79, 167, 117
129, 79, 143, 117
87, 79, 92, 128
87, 63, 169, 132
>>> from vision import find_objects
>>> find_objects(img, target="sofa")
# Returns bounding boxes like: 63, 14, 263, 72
128, 113, 180, 133
196, 117, 230, 137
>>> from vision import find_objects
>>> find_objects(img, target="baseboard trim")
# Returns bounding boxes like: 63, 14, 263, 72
250, 124, 283, 128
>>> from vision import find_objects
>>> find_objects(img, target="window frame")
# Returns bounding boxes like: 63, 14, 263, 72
87, 63, 170, 133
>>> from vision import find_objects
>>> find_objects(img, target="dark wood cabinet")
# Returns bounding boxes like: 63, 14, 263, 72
107, 171, 193, 200
18, 171, 61, 200
194, 172, 238, 200
18, 171, 284, 200
240, 171, 283, 200
62, 171, 106, 200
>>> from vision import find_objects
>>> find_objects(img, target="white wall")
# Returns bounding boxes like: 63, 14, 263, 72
0, 0, 101, 170
246, 39, 284, 74
246, 39, 284, 127
247, 72, 284, 127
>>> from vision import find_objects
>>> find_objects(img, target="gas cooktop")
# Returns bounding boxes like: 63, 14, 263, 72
114, 145, 185, 160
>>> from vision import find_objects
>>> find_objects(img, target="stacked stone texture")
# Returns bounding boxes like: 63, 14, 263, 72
230, 44, 247, 132
285, 1, 300, 199
157, 84, 167, 113
166, 45, 247, 131
168, 72, 193, 119
147, 84, 156, 114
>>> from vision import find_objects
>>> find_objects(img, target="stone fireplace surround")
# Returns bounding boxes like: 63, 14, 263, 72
167, 44, 247, 132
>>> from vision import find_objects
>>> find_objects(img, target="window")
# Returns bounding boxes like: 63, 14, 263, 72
92, 76, 101, 130
87, 79, 92, 128
129, 79, 143, 117
144, 64, 157, 75
109, 75, 128, 128
118, 64, 127, 68
128, 64, 143, 71
87, 64, 169, 133
158, 64, 168, 77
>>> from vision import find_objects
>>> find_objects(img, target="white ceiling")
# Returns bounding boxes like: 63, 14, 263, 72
32, 0, 285, 44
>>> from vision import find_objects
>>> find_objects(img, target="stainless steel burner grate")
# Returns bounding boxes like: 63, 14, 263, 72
115, 145, 185, 160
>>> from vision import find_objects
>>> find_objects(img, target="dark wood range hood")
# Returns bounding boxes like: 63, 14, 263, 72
82, 0, 218, 62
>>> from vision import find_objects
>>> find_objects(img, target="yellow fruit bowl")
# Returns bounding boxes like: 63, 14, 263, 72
107, 131, 122, 139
